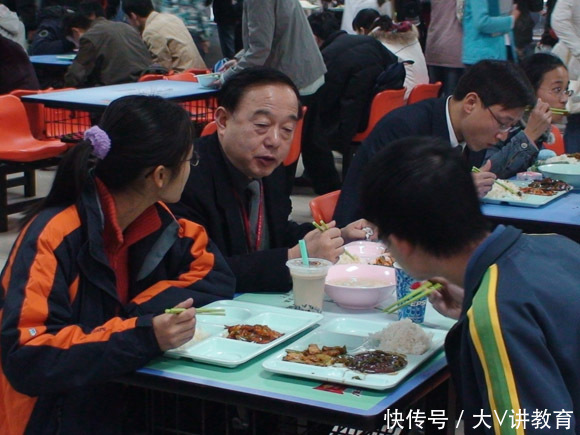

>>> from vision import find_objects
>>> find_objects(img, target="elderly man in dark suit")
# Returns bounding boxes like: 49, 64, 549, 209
171, 67, 371, 293
334, 60, 537, 227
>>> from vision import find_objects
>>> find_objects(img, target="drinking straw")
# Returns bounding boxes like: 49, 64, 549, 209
298, 239, 309, 266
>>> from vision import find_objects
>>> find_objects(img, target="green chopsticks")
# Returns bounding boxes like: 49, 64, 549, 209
525, 105, 569, 116
382, 282, 442, 314
165, 307, 226, 315
471, 166, 522, 197
312, 219, 357, 261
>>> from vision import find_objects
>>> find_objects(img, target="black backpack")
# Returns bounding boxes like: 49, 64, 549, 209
372, 60, 412, 95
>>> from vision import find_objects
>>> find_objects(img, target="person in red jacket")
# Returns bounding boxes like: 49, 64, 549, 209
0, 95, 235, 434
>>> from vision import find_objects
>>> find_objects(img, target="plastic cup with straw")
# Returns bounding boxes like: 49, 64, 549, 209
286, 239, 332, 312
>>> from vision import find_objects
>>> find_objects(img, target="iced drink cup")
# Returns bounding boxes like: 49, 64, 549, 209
394, 262, 427, 323
286, 258, 332, 313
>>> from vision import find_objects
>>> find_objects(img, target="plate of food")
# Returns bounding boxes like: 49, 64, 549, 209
262, 318, 447, 390
165, 300, 323, 367
481, 178, 572, 207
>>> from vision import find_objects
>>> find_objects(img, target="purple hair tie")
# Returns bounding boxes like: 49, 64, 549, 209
84, 126, 111, 159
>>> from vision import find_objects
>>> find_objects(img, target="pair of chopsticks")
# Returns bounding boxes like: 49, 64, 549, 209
382, 281, 442, 314
471, 167, 522, 197
313, 219, 357, 261
165, 307, 226, 316
525, 106, 569, 116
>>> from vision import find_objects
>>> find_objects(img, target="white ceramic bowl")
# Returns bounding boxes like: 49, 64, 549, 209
538, 164, 580, 188
196, 73, 221, 88
343, 241, 386, 264
325, 264, 396, 309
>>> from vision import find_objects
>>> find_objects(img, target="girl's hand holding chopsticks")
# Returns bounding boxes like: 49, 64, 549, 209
154, 298, 197, 351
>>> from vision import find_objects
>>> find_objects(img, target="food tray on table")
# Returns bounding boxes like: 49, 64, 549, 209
262, 318, 446, 390
481, 180, 571, 208
164, 300, 323, 368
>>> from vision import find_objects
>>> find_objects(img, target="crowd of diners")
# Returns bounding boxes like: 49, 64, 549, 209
1, 0, 579, 433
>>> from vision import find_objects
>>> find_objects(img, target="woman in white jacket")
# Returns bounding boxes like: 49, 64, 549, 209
354, 11, 429, 101
551, 0, 580, 153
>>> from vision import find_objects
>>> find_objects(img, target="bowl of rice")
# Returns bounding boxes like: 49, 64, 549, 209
325, 264, 396, 309
370, 319, 432, 355
538, 164, 580, 188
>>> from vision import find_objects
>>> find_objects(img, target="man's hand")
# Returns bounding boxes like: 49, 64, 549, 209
472, 159, 496, 198
152, 298, 196, 351
427, 277, 464, 320
219, 59, 238, 72
523, 98, 551, 142
289, 221, 344, 263
200, 40, 210, 54
341, 219, 378, 243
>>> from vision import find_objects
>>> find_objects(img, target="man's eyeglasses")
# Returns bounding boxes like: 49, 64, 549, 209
487, 108, 516, 133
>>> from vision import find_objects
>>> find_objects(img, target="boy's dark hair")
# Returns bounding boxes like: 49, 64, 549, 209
520, 52, 566, 92
63, 1, 104, 34
360, 136, 490, 257
219, 67, 303, 119
307, 11, 340, 42
122, 0, 154, 18
352, 8, 380, 33
453, 60, 536, 109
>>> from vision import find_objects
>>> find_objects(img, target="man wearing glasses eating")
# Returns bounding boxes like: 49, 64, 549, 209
333, 60, 536, 227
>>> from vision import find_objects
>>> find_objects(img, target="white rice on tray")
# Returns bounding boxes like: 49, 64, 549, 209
370, 319, 432, 355
484, 180, 524, 201
544, 154, 580, 165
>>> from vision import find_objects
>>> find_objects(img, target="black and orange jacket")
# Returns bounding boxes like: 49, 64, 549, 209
0, 178, 235, 434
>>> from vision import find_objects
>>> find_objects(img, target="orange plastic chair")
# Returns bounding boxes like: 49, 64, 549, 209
309, 190, 341, 224
199, 107, 306, 167
11, 88, 91, 140
186, 68, 211, 75
138, 74, 165, 82
200, 121, 217, 137
164, 72, 198, 82
406, 81, 443, 105
352, 88, 406, 143
544, 125, 565, 155
0, 95, 69, 231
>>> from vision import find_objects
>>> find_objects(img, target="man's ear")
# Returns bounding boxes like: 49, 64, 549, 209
463, 92, 479, 115
389, 234, 414, 258
214, 106, 229, 131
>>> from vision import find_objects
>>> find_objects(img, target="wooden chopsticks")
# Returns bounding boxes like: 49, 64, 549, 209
382, 281, 442, 314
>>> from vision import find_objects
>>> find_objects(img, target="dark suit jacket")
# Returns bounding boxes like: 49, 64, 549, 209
333, 98, 486, 226
170, 134, 312, 293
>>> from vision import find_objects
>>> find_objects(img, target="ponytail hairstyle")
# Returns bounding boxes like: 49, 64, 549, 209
369, 15, 413, 34
22, 95, 194, 226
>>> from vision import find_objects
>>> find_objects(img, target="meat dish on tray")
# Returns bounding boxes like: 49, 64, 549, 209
226, 324, 283, 344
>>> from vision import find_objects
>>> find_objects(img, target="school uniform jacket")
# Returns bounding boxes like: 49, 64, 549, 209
170, 133, 312, 293
0, 178, 235, 434
446, 225, 580, 434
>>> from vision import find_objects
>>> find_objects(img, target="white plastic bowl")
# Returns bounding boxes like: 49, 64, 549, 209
538, 164, 580, 188
196, 73, 221, 88
325, 264, 396, 309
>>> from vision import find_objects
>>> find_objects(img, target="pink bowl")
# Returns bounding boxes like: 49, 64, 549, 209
325, 264, 396, 309
343, 241, 386, 263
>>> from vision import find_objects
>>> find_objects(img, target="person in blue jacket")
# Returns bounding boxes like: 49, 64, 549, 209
462, 0, 521, 65
360, 136, 580, 434
0, 95, 235, 434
